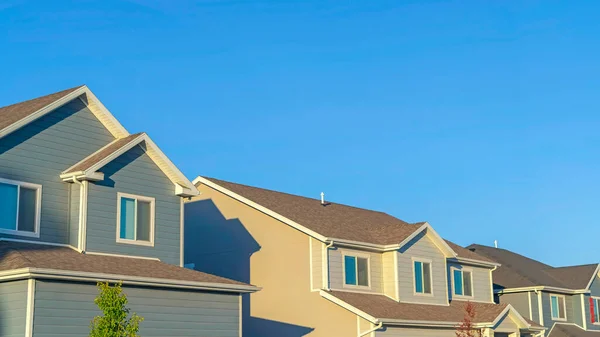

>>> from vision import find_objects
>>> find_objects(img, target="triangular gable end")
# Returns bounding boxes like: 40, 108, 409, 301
585, 264, 600, 291
398, 222, 457, 258
2, 86, 198, 197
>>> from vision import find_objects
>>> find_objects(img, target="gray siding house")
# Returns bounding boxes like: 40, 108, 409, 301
0, 86, 257, 337
184, 177, 545, 337
468, 244, 600, 337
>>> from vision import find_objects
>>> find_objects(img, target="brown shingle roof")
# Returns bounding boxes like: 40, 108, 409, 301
327, 290, 510, 323
0, 86, 83, 131
548, 323, 598, 337
63, 133, 144, 174
467, 244, 598, 289
0, 241, 251, 287
201, 178, 493, 263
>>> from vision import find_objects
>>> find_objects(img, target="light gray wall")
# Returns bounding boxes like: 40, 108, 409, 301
397, 230, 447, 305
499, 293, 530, 320
33, 280, 240, 337
493, 312, 519, 331
572, 294, 584, 328
376, 326, 456, 337
0, 98, 114, 244
0, 280, 28, 337
586, 275, 600, 330
68, 183, 80, 247
447, 262, 493, 303
540, 292, 575, 329
328, 247, 383, 293
530, 292, 539, 323
86, 143, 181, 265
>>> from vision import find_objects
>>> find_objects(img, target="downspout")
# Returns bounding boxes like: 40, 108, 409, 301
324, 240, 334, 291
71, 177, 88, 252
359, 322, 383, 337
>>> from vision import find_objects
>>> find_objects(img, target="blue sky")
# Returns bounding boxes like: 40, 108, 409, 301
1, 0, 599, 266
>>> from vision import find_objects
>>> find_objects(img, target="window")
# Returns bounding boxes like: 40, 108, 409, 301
414, 259, 432, 295
550, 294, 566, 320
0, 178, 41, 237
592, 297, 600, 324
343, 254, 369, 287
453, 268, 473, 297
116, 193, 154, 246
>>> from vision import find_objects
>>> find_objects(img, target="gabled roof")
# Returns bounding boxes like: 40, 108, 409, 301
468, 244, 599, 291
321, 290, 543, 329
194, 176, 494, 264
0, 241, 257, 293
0, 86, 198, 196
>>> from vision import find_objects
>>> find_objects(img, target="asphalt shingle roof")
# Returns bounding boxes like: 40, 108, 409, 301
548, 324, 600, 337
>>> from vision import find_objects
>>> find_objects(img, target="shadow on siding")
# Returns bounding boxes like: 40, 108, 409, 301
185, 199, 314, 337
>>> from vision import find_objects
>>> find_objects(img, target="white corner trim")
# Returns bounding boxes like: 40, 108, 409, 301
0, 268, 260, 293
582, 294, 588, 330
74, 179, 89, 252
529, 291, 533, 320
538, 290, 544, 326
239, 295, 243, 337
319, 290, 379, 324
194, 176, 328, 241
25, 278, 35, 337
83, 251, 161, 261
180, 198, 185, 268
393, 251, 400, 301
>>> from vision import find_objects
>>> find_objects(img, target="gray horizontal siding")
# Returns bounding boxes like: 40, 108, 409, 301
397, 230, 447, 305
0, 98, 114, 244
33, 280, 240, 337
376, 326, 455, 337
0, 280, 28, 337
541, 292, 575, 329
499, 292, 530, 320
86, 144, 181, 265
447, 262, 493, 303
69, 183, 80, 247
328, 247, 383, 293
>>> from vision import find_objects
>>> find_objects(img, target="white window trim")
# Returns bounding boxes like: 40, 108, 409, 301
115, 192, 155, 247
0, 177, 41, 238
550, 294, 567, 321
412, 257, 434, 296
451, 266, 474, 299
592, 296, 600, 325
341, 250, 371, 290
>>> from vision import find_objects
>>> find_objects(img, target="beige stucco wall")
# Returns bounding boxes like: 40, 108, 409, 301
190, 184, 360, 337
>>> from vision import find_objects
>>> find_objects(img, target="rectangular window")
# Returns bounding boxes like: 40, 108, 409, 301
343, 255, 369, 287
0, 178, 41, 237
414, 260, 432, 294
550, 294, 566, 320
593, 298, 600, 323
116, 193, 155, 246
453, 268, 473, 297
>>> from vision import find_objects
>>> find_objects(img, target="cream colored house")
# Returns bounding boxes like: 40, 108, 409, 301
184, 177, 545, 337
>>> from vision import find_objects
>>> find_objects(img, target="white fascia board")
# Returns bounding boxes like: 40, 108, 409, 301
0, 268, 259, 293
497, 286, 589, 295
449, 257, 501, 268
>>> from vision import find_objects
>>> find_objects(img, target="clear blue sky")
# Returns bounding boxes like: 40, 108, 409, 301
1, 1, 598, 267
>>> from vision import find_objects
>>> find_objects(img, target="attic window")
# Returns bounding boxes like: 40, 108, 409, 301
550, 294, 566, 321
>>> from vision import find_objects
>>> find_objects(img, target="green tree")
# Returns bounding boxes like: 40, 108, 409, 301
89, 281, 144, 337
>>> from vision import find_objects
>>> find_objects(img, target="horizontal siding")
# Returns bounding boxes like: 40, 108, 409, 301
499, 293, 530, 320
447, 262, 493, 303
493, 313, 519, 331
0, 280, 28, 337
311, 237, 323, 290
329, 247, 383, 293
33, 280, 240, 337
397, 230, 447, 305
0, 98, 114, 244
69, 183, 80, 247
541, 292, 576, 330
382, 251, 397, 300
376, 326, 455, 337
86, 144, 181, 265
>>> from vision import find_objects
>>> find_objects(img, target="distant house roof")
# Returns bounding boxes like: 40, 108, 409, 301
0, 85, 84, 132
0, 86, 198, 196
323, 290, 543, 329
467, 244, 599, 290
548, 323, 600, 337
0, 241, 257, 293
196, 177, 493, 264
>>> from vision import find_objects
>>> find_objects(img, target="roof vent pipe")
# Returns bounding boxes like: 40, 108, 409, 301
320, 192, 325, 205
494, 240, 498, 248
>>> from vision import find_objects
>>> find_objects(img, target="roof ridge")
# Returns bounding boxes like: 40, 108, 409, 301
548, 263, 599, 270
0, 85, 84, 110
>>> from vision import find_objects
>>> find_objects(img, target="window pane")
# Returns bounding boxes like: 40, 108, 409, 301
463, 271, 472, 296
18, 187, 36, 232
558, 297, 565, 318
136, 200, 151, 241
595, 299, 600, 322
0, 183, 18, 230
423, 262, 432, 294
345, 256, 357, 285
414, 261, 423, 293
120, 197, 135, 240
453, 270, 463, 295
357, 257, 368, 286
551, 296, 559, 318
